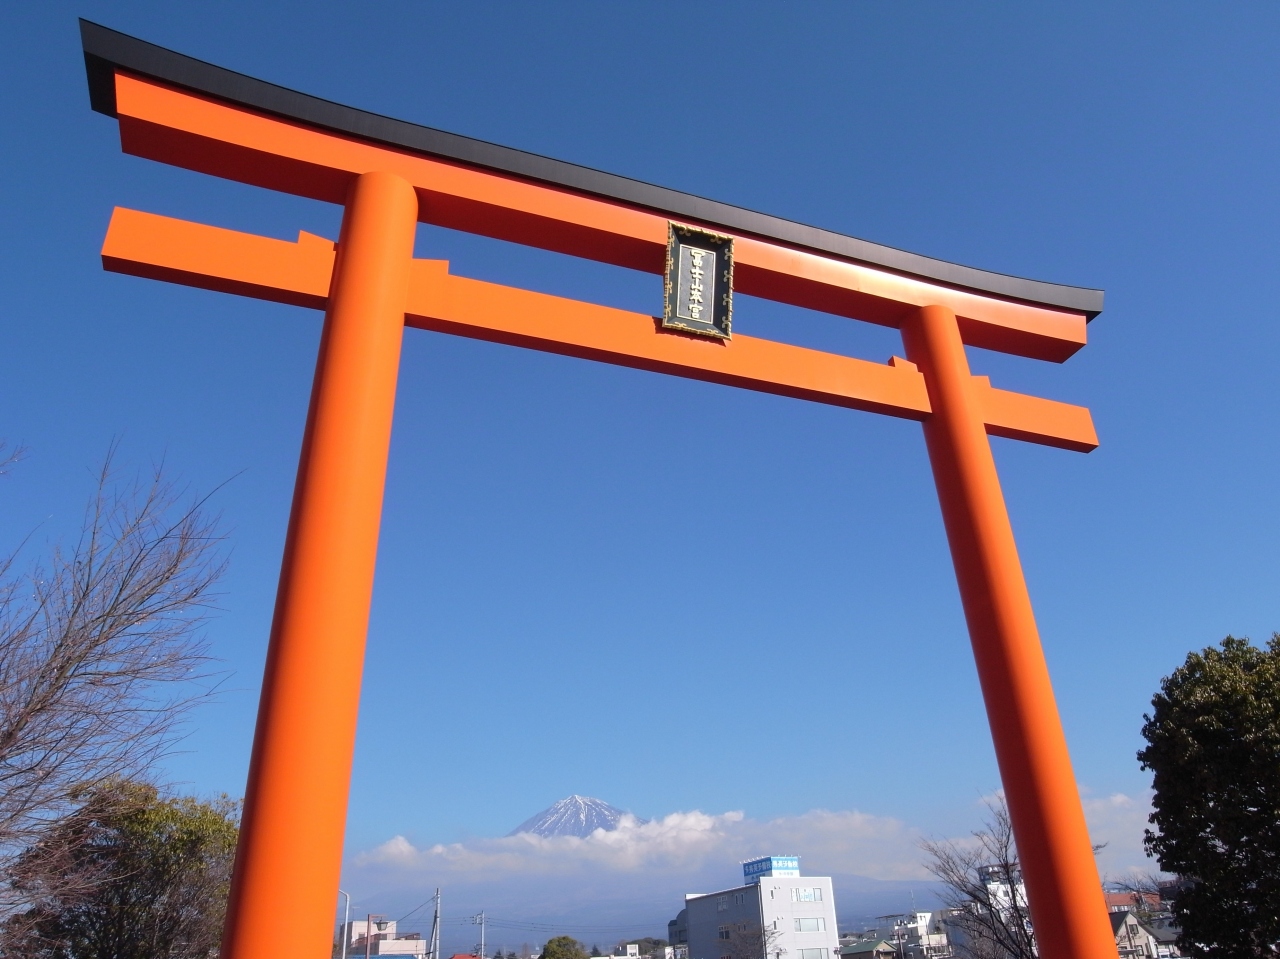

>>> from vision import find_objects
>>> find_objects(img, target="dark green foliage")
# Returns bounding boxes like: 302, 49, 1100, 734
4, 781, 240, 959
542, 937, 591, 957
540, 937, 588, 959
1138, 635, 1280, 958
591, 947, 602, 957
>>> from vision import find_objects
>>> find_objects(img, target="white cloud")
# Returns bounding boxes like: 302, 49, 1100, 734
1081, 791, 1160, 879
370, 834, 420, 865
355, 807, 926, 882
355, 795, 1160, 887
345, 796, 1160, 934
347, 807, 935, 940
950, 788, 1158, 878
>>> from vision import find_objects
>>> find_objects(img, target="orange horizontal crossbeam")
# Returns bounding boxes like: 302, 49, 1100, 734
110, 72, 1088, 363
973, 376, 1097, 451
406, 265, 931, 420
100, 207, 1097, 452
102, 208, 336, 310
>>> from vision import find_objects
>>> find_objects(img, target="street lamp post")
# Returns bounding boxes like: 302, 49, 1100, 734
338, 891, 352, 959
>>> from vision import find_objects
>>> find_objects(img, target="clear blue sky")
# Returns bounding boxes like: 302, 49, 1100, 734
3, 0, 1279, 893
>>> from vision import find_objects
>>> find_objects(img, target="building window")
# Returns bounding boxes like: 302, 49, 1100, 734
717, 896, 729, 912
799, 949, 827, 959
794, 918, 825, 933
733, 893, 746, 905
790, 888, 823, 903
718, 927, 730, 941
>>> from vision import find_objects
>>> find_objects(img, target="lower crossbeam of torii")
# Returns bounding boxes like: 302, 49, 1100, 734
79, 19, 1122, 959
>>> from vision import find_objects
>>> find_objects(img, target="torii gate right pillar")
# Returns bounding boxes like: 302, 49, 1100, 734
903, 305, 1116, 959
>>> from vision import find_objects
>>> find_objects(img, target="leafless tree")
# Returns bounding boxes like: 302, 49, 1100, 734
0, 448, 226, 912
1108, 873, 1167, 924
724, 921, 786, 959
919, 797, 1037, 959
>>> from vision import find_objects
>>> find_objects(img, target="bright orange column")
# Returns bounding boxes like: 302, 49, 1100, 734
901, 305, 1117, 959
221, 171, 418, 959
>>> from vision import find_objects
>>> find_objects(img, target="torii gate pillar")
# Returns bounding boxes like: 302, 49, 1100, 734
222, 172, 418, 959
904, 305, 1115, 955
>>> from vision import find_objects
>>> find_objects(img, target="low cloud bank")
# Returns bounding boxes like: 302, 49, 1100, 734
348, 808, 937, 943
346, 795, 1157, 946
358, 808, 926, 881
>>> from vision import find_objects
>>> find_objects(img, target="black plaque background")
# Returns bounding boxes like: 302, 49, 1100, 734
663, 223, 734, 339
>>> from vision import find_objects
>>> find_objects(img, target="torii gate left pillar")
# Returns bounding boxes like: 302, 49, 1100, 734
222, 172, 418, 956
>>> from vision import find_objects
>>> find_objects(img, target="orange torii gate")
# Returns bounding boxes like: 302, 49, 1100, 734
80, 20, 1118, 959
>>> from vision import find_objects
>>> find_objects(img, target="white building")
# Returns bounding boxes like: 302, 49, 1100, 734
342, 920, 429, 957
841, 913, 951, 959
670, 857, 840, 959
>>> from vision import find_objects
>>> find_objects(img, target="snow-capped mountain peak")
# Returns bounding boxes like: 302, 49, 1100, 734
507, 795, 644, 838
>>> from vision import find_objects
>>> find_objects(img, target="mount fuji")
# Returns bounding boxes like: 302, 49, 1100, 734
507, 795, 646, 838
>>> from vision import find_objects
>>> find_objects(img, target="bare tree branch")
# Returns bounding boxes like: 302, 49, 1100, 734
919, 797, 1038, 959
725, 921, 785, 959
0, 447, 227, 912
1107, 873, 1166, 925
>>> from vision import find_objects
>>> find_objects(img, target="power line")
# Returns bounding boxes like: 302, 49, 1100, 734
398, 897, 437, 925
422, 915, 663, 929
465, 919, 667, 934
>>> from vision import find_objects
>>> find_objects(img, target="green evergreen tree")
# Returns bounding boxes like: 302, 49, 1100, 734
1138, 635, 1280, 958
541, 936, 588, 959
4, 780, 240, 959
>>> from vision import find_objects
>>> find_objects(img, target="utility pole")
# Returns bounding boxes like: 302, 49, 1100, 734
471, 912, 486, 959
428, 890, 441, 959
366, 915, 389, 959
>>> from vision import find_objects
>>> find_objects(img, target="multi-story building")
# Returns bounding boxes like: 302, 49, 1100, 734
342, 920, 429, 957
669, 857, 840, 959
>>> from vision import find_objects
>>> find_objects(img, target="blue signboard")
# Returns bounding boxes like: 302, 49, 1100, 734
742, 855, 801, 882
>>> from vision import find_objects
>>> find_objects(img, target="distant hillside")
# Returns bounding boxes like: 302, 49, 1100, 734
508, 796, 645, 838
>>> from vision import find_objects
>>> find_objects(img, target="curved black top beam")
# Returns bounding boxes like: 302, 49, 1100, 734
80, 19, 1102, 319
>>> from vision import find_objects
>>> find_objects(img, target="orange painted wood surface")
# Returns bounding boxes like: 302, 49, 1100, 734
904, 305, 1118, 959
218, 173, 420, 959
111, 72, 1089, 362
100, 207, 1097, 452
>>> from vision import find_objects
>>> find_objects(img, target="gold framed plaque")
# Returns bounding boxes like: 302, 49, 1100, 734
662, 222, 734, 339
